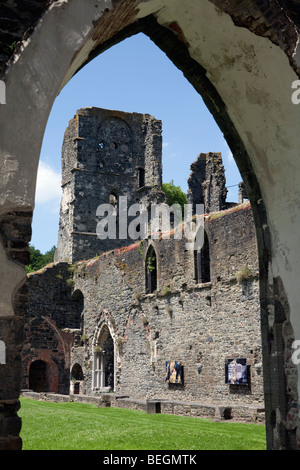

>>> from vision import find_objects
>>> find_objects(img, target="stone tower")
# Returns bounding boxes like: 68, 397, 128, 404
187, 152, 227, 214
55, 107, 164, 263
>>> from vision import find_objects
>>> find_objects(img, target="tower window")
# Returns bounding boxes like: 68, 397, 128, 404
138, 168, 145, 188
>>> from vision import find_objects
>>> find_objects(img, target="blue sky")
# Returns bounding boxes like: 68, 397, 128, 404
32, 33, 241, 253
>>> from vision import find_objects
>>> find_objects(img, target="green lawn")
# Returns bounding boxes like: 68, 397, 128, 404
19, 397, 266, 451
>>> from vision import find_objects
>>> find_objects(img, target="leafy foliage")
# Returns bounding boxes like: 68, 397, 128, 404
162, 180, 187, 213
26, 245, 56, 274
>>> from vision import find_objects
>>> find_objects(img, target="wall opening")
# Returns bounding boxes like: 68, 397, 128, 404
70, 289, 84, 331
146, 245, 157, 294
138, 168, 145, 188
71, 363, 83, 395
29, 360, 47, 392
194, 230, 211, 284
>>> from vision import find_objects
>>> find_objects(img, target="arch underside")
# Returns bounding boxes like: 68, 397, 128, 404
0, 0, 299, 450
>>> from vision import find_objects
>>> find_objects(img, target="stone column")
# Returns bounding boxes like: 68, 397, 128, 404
0, 211, 31, 450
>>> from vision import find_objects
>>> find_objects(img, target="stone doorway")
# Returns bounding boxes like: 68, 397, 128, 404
29, 360, 47, 392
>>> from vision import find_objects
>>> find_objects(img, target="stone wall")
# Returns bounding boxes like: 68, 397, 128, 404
24, 202, 264, 410
72, 202, 263, 405
22, 263, 83, 395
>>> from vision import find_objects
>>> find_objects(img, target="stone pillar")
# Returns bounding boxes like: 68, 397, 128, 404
238, 182, 248, 204
0, 211, 31, 450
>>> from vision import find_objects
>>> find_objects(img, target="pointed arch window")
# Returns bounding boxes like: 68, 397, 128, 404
146, 245, 157, 294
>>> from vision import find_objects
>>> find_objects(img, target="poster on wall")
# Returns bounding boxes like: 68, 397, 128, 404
165, 361, 183, 384
225, 358, 247, 385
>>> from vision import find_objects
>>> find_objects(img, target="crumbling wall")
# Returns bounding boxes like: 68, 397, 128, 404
67, 203, 264, 405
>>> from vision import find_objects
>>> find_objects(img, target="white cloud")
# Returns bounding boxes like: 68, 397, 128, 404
35, 160, 61, 206
162, 142, 169, 148
227, 150, 234, 164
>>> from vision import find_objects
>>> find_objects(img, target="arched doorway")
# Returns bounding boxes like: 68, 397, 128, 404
29, 360, 47, 393
93, 324, 114, 392
0, 0, 299, 450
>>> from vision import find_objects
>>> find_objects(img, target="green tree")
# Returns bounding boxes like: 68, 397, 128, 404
26, 245, 56, 274
162, 180, 187, 213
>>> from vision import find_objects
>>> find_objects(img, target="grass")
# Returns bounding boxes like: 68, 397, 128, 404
19, 397, 266, 451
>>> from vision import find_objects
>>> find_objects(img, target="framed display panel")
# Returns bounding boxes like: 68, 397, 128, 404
225, 358, 248, 385
165, 361, 183, 384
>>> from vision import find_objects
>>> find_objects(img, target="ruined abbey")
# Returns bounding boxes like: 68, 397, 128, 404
22, 107, 265, 422
1, 0, 299, 450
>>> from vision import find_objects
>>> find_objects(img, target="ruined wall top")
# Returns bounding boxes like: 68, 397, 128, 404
187, 152, 227, 214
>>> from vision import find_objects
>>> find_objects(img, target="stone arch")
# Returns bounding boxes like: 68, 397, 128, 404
71, 362, 83, 381
22, 316, 71, 394
70, 363, 84, 395
0, 0, 299, 450
28, 358, 58, 393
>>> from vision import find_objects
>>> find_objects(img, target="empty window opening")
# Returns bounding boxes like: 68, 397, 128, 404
71, 363, 83, 381
71, 289, 84, 330
138, 168, 145, 188
71, 363, 83, 395
146, 245, 157, 294
195, 231, 210, 284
